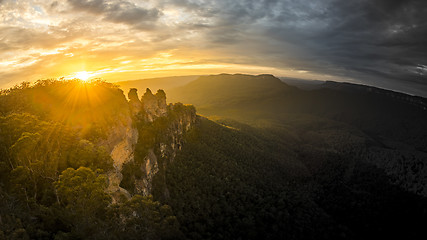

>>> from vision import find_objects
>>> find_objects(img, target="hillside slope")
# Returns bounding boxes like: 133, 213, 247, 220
168, 74, 427, 196
156, 117, 427, 239
0, 80, 195, 239
1, 75, 427, 239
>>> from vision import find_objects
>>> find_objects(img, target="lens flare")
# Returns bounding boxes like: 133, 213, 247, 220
74, 71, 91, 81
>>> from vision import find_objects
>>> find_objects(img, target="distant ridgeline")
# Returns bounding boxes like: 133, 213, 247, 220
2, 76, 427, 239
0, 79, 195, 239
320, 81, 427, 111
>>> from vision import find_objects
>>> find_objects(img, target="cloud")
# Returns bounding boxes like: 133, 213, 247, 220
0, 26, 78, 51
301, 0, 427, 92
1, 0, 427, 96
174, 0, 427, 95
67, 0, 162, 30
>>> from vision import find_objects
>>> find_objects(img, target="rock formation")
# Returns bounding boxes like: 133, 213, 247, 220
103, 115, 138, 202
106, 88, 197, 202
128, 88, 142, 117
141, 88, 168, 122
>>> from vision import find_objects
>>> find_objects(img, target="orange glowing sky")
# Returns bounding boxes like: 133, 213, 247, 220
1, 0, 426, 96
0, 0, 351, 89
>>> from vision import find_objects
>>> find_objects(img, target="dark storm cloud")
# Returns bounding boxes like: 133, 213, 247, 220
2, 0, 427, 96
67, 0, 161, 30
166, 0, 427, 95
311, 0, 427, 94
264, 0, 427, 95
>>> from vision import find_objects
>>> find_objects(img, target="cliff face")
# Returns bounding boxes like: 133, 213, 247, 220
99, 113, 138, 202
106, 88, 196, 201
128, 88, 142, 117
141, 88, 168, 122
105, 117, 138, 201
136, 101, 196, 197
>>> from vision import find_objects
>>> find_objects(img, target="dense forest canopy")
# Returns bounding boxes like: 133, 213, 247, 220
0, 80, 181, 239
2, 0, 427, 238
0, 79, 129, 138
1, 75, 427, 239
166, 74, 427, 239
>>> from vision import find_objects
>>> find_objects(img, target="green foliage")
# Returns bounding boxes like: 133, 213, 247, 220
55, 167, 111, 215
66, 140, 113, 172
120, 161, 143, 195
2, 75, 427, 239
108, 195, 183, 240
124, 102, 196, 194
165, 74, 427, 238
9, 166, 34, 202
170, 74, 427, 152
0, 214, 31, 240
159, 118, 427, 239
0, 111, 114, 207
0, 79, 129, 141
159, 119, 323, 239
10, 132, 41, 166
0, 80, 183, 239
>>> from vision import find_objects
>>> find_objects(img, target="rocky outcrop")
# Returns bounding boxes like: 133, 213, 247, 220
128, 88, 142, 117
134, 149, 159, 196
141, 88, 168, 122
103, 115, 138, 202
107, 88, 197, 201
138, 102, 196, 197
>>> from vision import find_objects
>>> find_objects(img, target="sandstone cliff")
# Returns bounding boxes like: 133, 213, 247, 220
106, 88, 197, 202
141, 88, 168, 122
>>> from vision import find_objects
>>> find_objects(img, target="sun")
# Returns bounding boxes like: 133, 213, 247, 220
74, 71, 91, 81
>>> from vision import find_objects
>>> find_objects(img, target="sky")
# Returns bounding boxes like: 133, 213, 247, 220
1, 0, 427, 96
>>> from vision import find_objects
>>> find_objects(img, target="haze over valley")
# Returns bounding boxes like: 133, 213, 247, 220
1, 0, 427, 239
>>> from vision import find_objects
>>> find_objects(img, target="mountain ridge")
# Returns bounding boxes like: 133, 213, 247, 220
1, 75, 427, 239
167, 73, 427, 197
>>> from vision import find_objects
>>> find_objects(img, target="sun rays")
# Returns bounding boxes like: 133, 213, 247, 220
73, 71, 92, 81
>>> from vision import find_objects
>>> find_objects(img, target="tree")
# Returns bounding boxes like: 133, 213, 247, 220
112, 194, 183, 240
66, 140, 113, 172
10, 132, 40, 167
55, 167, 111, 215
54, 167, 111, 238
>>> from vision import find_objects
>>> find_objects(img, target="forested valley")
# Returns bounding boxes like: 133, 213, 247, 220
1, 75, 427, 239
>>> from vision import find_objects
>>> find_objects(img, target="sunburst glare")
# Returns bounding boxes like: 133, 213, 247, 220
74, 71, 91, 81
